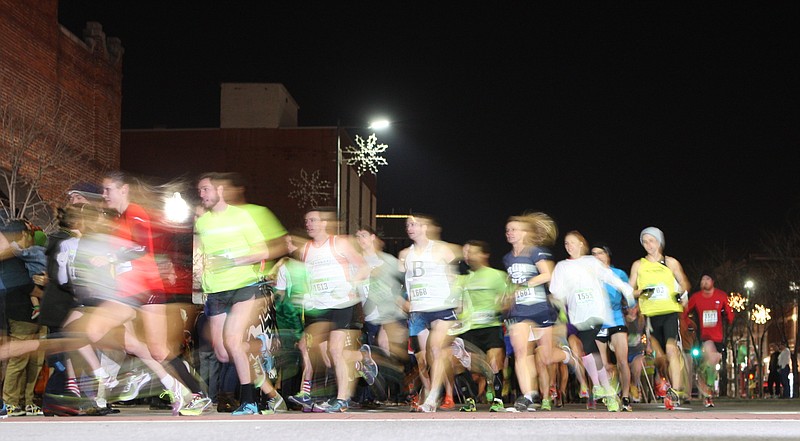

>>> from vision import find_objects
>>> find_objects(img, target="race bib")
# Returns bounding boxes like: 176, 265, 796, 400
310, 278, 331, 294
409, 284, 430, 301
575, 290, 595, 305
702, 309, 718, 327
515, 287, 534, 303
648, 285, 669, 300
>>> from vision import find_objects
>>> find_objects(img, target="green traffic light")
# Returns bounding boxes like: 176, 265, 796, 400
691, 347, 701, 358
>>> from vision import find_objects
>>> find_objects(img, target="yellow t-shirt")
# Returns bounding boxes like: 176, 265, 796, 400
635, 258, 683, 316
195, 205, 265, 293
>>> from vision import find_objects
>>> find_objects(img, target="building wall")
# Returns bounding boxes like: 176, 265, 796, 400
0, 0, 122, 211
122, 127, 377, 232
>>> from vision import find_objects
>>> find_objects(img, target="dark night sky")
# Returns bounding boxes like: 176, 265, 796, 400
58, 2, 800, 278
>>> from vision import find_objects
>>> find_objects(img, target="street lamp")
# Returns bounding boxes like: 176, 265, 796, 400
336, 118, 390, 233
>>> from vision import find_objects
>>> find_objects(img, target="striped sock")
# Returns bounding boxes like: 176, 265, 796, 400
301, 380, 311, 395
66, 377, 81, 397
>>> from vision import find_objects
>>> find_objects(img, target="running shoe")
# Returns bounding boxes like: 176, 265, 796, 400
440, 395, 456, 410
256, 334, 278, 379
630, 385, 641, 402
540, 398, 552, 411
0, 401, 7, 419
664, 395, 675, 411
655, 377, 669, 399
160, 381, 190, 416
605, 395, 620, 412
418, 402, 436, 413
311, 398, 334, 413
324, 398, 349, 413
232, 401, 259, 416
452, 338, 471, 369
179, 393, 213, 416
514, 396, 535, 412
586, 395, 596, 410
592, 385, 610, 400
579, 384, 589, 399
250, 352, 266, 389
621, 396, 632, 412
358, 344, 379, 386
7, 404, 25, 417
288, 392, 314, 412
216, 391, 239, 413
704, 397, 715, 408
265, 393, 287, 413
459, 397, 477, 412
666, 387, 682, 407
561, 345, 582, 372
118, 371, 152, 402
489, 398, 504, 412
25, 404, 44, 416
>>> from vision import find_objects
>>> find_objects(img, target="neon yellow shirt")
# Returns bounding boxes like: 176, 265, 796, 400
635, 258, 683, 316
195, 205, 265, 293
238, 203, 287, 276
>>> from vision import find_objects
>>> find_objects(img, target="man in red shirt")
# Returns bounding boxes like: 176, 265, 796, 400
683, 272, 734, 407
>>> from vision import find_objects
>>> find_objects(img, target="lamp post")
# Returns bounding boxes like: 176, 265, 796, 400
335, 118, 390, 234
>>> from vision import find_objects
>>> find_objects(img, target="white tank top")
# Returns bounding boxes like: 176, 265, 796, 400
303, 236, 357, 309
405, 241, 454, 312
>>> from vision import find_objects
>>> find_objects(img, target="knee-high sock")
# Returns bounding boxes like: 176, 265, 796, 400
582, 354, 600, 385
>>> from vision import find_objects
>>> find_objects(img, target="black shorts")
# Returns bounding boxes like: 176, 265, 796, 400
595, 325, 628, 343
577, 327, 601, 354
315, 305, 359, 331
461, 326, 505, 352
204, 285, 259, 317
648, 312, 680, 348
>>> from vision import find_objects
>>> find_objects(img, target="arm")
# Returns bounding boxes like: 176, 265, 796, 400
666, 256, 691, 294
528, 259, 554, 288
629, 259, 642, 298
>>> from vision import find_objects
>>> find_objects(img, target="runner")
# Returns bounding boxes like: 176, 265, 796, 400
629, 227, 691, 410
683, 271, 733, 407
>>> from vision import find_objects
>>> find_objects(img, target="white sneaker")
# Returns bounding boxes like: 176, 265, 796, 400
118, 371, 152, 401
25, 404, 44, 416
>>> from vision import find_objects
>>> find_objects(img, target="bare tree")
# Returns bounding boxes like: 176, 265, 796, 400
756, 219, 800, 399
0, 83, 86, 230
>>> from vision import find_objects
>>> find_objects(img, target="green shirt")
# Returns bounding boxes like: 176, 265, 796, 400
459, 266, 508, 329
195, 205, 265, 293
238, 203, 287, 276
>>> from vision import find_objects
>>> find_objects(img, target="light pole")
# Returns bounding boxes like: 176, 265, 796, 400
336, 118, 389, 234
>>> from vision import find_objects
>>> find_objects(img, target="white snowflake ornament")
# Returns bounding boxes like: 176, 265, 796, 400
288, 168, 332, 208
343, 133, 388, 176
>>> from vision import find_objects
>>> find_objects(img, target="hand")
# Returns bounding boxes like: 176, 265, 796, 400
32, 273, 48, 286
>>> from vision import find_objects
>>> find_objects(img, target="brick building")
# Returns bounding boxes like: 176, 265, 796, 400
122, 83, 378, 234
0, 0, 122, 224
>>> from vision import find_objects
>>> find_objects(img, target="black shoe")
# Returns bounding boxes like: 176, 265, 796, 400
216, 391, 239, 413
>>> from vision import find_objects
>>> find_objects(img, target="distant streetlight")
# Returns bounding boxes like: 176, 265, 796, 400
336, 118, 390, 233
163, 191, 190, 224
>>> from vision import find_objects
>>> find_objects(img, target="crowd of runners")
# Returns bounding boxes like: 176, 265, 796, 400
1, 171, 735, 417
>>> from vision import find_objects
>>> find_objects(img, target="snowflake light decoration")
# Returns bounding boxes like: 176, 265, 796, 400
288, 168, 332, 208
750, 304, 771, 325
343, 133, 388, 176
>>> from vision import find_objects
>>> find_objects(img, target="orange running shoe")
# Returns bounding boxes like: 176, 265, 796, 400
440, 395, 456, 410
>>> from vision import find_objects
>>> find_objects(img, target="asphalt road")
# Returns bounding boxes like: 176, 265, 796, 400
2, 398, 799, 441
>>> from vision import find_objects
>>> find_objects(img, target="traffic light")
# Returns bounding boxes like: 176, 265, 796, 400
748, 372, 755, 381
691, 345, 701, 359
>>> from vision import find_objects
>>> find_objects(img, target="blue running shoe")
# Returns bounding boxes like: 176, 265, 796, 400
288, 392, 314, 412
232, 401, 259, 416
324, 399, 348, 413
